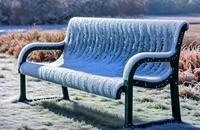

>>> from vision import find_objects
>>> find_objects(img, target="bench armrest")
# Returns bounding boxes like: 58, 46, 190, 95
123, 51, 175, 81
17, 41, 65, 68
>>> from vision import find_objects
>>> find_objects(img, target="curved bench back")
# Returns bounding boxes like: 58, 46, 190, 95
63, 17, 187, 75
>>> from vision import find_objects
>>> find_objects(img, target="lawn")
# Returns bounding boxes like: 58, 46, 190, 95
0, 53, 200, 130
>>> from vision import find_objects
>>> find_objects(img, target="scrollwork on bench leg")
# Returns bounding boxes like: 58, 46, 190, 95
19, 74, 27, 102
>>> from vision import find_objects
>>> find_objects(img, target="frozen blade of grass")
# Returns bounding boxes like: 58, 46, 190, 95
0, 74, 5, 78
135, 97, 154, 103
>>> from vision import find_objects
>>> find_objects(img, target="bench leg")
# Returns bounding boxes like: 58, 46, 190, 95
62, 86, 70, 100
19, 74, 27, 102
170, 81, 181, 122
124, 81, 133, 128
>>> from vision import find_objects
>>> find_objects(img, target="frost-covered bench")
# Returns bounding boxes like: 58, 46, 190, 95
18, 17, 188, 128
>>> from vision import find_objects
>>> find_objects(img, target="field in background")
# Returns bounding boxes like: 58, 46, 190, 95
0, 0, 200, 25
0, 29, 65, 61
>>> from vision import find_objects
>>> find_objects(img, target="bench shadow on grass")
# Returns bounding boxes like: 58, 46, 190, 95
32, 98, 127, 129
27, 97, 143, 129
26, 97, 200, 130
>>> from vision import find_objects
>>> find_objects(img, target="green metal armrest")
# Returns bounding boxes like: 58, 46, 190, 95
17, 41, 65, 70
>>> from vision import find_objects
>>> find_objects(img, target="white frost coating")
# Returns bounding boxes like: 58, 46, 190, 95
20, 62, 124, 99
17, 41, 65, 68
19, 17, 188, 99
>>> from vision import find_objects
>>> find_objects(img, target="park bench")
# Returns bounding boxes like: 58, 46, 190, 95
17, 17, 188, 128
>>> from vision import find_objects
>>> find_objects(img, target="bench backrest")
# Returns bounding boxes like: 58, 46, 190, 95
63, 17, 187, 75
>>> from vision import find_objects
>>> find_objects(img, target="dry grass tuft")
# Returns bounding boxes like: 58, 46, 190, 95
179, 84, 200, 101
0, 29, 65, 62
179, 30, 200, 100
180, 32, 200, 84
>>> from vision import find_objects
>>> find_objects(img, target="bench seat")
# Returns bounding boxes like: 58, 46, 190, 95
20, 59, 172, 99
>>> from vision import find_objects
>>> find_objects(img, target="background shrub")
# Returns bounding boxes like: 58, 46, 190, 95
0, 0, 146, 25
0, 0, 199, 25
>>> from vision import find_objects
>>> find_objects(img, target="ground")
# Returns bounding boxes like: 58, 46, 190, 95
0, 53, 200, 130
